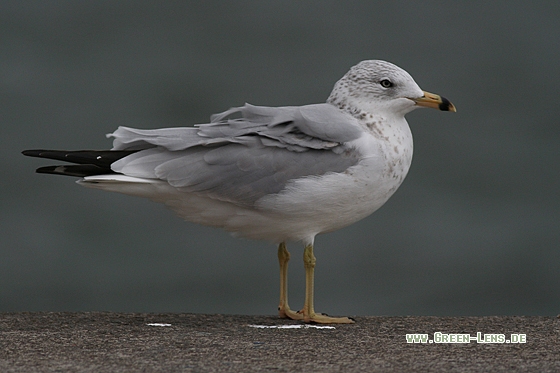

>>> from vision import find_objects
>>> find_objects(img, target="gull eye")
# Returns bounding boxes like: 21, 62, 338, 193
380, 79, 394, 88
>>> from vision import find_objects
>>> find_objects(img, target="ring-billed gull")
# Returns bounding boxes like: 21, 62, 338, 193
23, 60, 455, 324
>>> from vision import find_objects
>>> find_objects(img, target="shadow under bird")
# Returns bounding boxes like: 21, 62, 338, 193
23, 60, 455, 323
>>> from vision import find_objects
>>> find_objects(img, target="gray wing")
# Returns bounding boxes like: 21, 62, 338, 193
109, 103, 363, 206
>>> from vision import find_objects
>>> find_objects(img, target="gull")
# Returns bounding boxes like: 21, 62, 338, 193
23, 60, 455, 324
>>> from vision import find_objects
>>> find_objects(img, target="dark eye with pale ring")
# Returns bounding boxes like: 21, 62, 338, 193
380, 79, 394, 88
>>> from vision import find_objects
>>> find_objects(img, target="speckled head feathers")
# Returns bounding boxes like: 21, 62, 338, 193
327, 60, 424, 116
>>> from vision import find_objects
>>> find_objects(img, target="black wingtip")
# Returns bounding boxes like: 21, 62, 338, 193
35, 164, 113, 177
22, 149, 45, 157
23, 149, 139, 177
22, 149, 138, 166
35, 165, 68, 175
22, 149, 71, 161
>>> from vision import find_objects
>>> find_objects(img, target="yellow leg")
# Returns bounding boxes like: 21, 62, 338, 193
277, 242, 303, 320
302, 243, 354, 324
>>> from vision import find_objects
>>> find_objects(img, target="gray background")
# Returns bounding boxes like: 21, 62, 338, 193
2, 1, 559, 317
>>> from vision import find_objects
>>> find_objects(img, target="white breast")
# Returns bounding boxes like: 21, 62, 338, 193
251, 117, 413, 242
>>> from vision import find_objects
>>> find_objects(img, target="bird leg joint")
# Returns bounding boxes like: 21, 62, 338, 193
303, 244, 316, 269
278, 242, 290, 264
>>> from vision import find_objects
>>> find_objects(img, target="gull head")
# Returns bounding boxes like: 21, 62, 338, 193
327, 60, 455, 117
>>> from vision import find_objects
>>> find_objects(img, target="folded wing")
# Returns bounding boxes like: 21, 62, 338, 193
109, 104, 362, 206
26, 103, 363, 207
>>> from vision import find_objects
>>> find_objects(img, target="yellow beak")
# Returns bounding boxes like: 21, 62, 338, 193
413, 91, 456, 112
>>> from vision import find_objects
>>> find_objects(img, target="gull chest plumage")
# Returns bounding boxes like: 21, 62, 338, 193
255, 114, 413, 243
24, 60, 455, 323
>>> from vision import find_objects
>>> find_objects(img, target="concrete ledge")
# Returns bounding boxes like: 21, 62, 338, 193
1, 312, 559, 372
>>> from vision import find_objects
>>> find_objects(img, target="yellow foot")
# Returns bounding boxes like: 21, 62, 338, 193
280, 307, 354, 324
278, 306, 304, 320
304, 312, 355, 324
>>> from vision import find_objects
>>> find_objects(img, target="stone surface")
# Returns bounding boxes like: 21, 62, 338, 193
1, 312, 559, 372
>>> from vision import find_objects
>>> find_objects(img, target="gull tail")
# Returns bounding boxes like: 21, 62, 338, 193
22, 149, 138, 177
